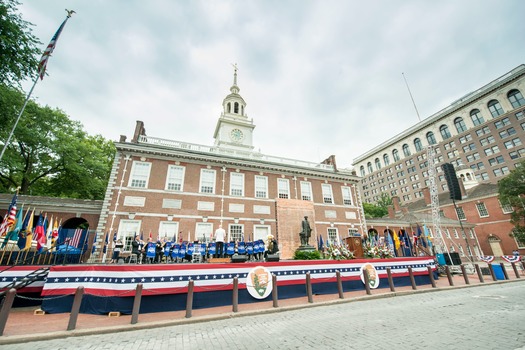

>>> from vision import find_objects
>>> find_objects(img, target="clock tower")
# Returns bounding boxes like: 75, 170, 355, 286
213, 65, 255, 151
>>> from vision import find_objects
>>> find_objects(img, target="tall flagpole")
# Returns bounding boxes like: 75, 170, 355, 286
0, 10, 75, 163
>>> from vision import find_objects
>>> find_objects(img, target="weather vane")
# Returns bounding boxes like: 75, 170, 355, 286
65, 9, 76, 18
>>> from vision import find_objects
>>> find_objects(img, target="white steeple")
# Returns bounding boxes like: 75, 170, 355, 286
213, 64, 255, 151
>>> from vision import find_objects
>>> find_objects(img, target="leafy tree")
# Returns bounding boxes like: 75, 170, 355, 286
363, 193, 392, 219
0, 0, 41, 87
498, 161, 525, 245
0, 85, 115, 200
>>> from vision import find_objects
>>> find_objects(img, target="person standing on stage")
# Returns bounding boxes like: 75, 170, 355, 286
214, 225, 226, 258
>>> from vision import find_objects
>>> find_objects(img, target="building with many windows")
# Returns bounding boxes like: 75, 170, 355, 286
91, 69, 365, 260
353, 64, 525, 256
353, 64, 525, 204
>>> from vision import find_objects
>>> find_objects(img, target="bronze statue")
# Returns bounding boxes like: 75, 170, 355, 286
300, 216, 312, 246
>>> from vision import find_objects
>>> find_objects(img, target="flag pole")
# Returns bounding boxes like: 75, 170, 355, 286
0, 9, 75, 163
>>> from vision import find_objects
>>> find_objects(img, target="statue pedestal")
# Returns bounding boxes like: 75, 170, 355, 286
296, 245, 316, 253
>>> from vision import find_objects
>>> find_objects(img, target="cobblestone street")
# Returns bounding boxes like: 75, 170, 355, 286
2, 281, 524, 350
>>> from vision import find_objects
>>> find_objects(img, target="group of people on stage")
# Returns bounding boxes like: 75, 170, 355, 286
126, 231, 278, 264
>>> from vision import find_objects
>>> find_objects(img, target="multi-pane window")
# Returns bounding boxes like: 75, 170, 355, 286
392, 149, 400, 162
383, 154, 390, 166
199, 169, 216, 193
480, 135, 495, 146
462, 143, 476, 152
475, 172, 489, 181
118, 219, 142, 251
445, 229, 451, 238
488, 155, 505, 166
509, 149, 525, 159
440, 125, 451, 140
321, 184, 334, 204
470, 109, 484, 126
342, 186, 353, 205
508, 89, 525, 108
488, 100, 504, 117
129, 161, 151, 188
402, 144, 411, 157
475, 126, 490, 137
300, 181, 313, 201
414, 138, 423, 152
229, 224, 243, 242
516, 111, 524, 120
499, 200, 513, 214
367, 162, 373, 173
426, 131, 437, 145
493, 166, 510, 177
158, 221, 179, 241
453, 229, 459, 238
484, 145, 500, 156
494, 117, 510, 129
277, 178, 290, 199
327, 228, 338, 243
375, 158, 381, 170
255, 175, 268, 198
476, 202, 489, 217
166, 165, 185, 191
360, 166, 366, 177
504, 138, 523, 149
456, 206, 466, 220
230, 172, 244, 196
459, 134, 472, 144
499, 127, 516, 139
454, 117, 467, 133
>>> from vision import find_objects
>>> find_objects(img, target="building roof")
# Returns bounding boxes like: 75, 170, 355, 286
0, 194, 102, 214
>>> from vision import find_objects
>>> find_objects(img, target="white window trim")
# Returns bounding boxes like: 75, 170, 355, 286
341, 186, 353, 206
199, 169, 216, 194
277, 178, 290, 199
229, 172, 245, 197
128, 161, 152, 188
322, 184, 334, 204
165, 165, 185, 191
475, 202, 489, 218
255, 175, 268, 198
300, 181, 313, 201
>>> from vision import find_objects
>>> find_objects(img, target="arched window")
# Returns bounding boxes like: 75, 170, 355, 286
414, 138, 423, 152
469, 109, 484, 126
392, 149, 400, 162
227, 103, 231, 113
488, 99, 504, 118
234, 102, 239, 114
375, 158, 381, 171
454, 117, 467, 133
383, 153, 390, 166
508, 89, 525, 108
360, 166, 365, 177
426, 131, 436, 145
439, 125, 451, 140
367, 162, 373, 173
402, 144, 411, 157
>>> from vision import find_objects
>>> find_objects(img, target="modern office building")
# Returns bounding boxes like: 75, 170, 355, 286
91, 69, 365, 260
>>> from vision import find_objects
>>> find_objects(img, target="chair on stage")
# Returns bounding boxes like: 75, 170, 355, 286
128, 253, 138, 264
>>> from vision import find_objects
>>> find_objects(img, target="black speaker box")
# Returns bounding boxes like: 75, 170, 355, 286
231, 255, 248, 263
442, 163, 462, 201
443, 252, 462, 265
265, 254, 280, 262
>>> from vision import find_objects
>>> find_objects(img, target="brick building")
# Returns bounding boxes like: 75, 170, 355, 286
91, 69, 365, 260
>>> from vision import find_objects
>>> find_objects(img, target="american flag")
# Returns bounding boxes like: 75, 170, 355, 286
501, 255, 521, 263
70, 228, 83, 248
0, 193, 17, 237
479, 255, 495, 263
37, 18, 69, 80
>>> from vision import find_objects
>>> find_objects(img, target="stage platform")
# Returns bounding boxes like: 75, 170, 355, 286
0, 257, 436, 315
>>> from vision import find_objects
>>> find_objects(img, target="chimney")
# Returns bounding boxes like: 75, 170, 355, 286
321, 155, 337, 171
422, 187, 431, 206
388, 205, 395, 219
131, 120, 146, 143
119, 135, 127, 143
392, 196, 401, 213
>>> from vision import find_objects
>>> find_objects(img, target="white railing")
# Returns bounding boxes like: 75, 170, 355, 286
136, 135, 335, 171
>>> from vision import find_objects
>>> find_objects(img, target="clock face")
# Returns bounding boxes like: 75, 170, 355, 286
230, 128, 244, 143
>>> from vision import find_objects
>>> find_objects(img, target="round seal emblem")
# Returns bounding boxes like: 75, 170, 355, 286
246, 266, 273, 299
360, 263, 380, 289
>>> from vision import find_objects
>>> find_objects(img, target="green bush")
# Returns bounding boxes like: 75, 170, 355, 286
293, 250, 322, 260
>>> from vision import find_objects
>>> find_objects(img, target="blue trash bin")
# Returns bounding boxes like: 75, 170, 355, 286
436, 253, 446, 265
491, 264, 505, 280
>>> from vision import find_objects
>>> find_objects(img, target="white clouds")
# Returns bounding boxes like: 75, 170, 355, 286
17, 0, 525, 168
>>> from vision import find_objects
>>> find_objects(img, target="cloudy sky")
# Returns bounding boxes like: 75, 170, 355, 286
18, 0, 525, 169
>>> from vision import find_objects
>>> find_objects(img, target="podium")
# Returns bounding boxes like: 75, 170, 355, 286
345, 236, 364, 258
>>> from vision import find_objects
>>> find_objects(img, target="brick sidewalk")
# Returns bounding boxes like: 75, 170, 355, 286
1, 267, 523, 344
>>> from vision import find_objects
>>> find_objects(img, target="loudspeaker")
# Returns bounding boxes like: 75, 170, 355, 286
265, 254, 280, 262
443, 252, 462, 265
231, 255, 248, 263
442, 163, 462, 201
